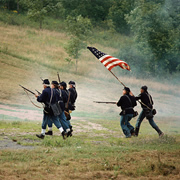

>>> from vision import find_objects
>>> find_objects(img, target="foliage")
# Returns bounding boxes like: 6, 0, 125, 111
0, 0, 179, 75
60, 0, 111, 23
19, 0, 59, 29
64, 15, 92, 72
108, 0, 135, 34
126, 0, 180, 74
0, 0, 18, 11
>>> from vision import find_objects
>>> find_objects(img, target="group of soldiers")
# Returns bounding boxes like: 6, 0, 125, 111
35, 79, 77, 139
34, 78, 163, 139
117, 86, 164, 138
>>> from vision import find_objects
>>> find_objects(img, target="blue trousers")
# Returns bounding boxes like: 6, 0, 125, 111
59, 112, 70, 131
120, 114, 134, 138
42, 113, 62, 130
135, 110, 161, 133
67, 120, 72, 129
48, 112, 69, 131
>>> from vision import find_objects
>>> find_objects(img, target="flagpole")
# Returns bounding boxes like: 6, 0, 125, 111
109, 70, 126, 87
109, 70, 151, 109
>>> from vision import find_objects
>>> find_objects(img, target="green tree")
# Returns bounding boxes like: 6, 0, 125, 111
65, 15, 92, 72
19, 0, 58, 29
126, 0, 180, 74
0, 0, 17, 10
60, 0, 111, 23
108, 0, 134, 34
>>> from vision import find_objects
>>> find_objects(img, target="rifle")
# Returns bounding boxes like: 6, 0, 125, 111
57, 72, 61, 83
40, 77, 43, 81
93, 101, 116, 104
35, 89, 41, 95
19, 84, 35, 95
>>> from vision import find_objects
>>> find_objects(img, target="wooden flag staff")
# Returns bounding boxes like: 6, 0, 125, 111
108, 70, 152, 110
109, 70, 126, 87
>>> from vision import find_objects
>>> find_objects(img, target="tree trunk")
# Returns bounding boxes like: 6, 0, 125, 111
8, 2, 10, 10
40, 20, 42, 29
17, 0, 19, 14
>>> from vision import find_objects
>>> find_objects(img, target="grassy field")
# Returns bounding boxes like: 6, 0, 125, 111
0, 20, 180, 179
0, 119, 180, 180
0, 21, 180, 118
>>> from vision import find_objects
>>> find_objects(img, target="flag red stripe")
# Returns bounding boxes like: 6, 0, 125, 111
104, 59, 124, 67
108, 63, 130, 71
100, 55, 113, 63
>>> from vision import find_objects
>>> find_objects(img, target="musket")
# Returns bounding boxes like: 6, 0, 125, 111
35, 89, 41, 95
40, 77, 43, 81
57, 72, 61, 83
93, 101, 116, 104
19, 84, 35, 95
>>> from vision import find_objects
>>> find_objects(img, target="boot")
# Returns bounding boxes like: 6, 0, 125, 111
61, 131, 67, 140
67, 131, 72, 138
70, 126, 73, 133
154, 126, 164, 137
36, 134, 45, 139
135, 127, 139, 136
45, 131, 53, 136
159, 132, 164, 137
130, 129, 136, 136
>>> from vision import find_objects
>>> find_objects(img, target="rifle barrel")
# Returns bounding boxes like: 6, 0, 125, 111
35, 89, 41, 95
57, 72, 61, 83
19, 85, 35, 95
93, 101, 116, 104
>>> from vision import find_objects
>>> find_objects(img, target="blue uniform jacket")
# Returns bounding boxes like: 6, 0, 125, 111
68, 87, 77, 104
135, 92, 153, 109
54, 88, 68, 111
117, 94, 137, 115
37, 87, 57, 106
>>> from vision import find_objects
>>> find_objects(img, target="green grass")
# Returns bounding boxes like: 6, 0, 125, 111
0, 119, 179, 179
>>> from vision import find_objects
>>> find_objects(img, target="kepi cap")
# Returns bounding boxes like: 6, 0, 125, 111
60, 81, 67, 89
51, 81, 59, 85
43, 79, 50, 86
69, 81, 76, 87
123, 87, 130, 93
141, 85, 148, 91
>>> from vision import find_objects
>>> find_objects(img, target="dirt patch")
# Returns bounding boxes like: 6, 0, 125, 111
0, 136, 35, 150
73, 121, 109, 133
0, 104, 42, 121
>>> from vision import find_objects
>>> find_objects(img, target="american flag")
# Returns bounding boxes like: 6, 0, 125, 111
87, 47, 130, 71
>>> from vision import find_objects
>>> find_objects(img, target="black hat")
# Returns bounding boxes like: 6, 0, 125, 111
141, 86, 148, 91
51, 81, 59, 85
69, 81, 75, 85
60, 81, 67, 89
123, 87, 130, 93
43, 79, 50, 86
69, 81, 76, 87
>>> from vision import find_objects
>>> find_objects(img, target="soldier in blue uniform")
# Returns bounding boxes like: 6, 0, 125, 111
35, 79, 66, 139
134, 86, 164, 137
45, 81, 72, 137
117, 87, 137, 138
67, 81, 78, 133
68, 81, 77, 111
59, 81, 74, 135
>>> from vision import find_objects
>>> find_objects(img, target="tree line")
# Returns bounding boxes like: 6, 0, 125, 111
0, 0, 179, 75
